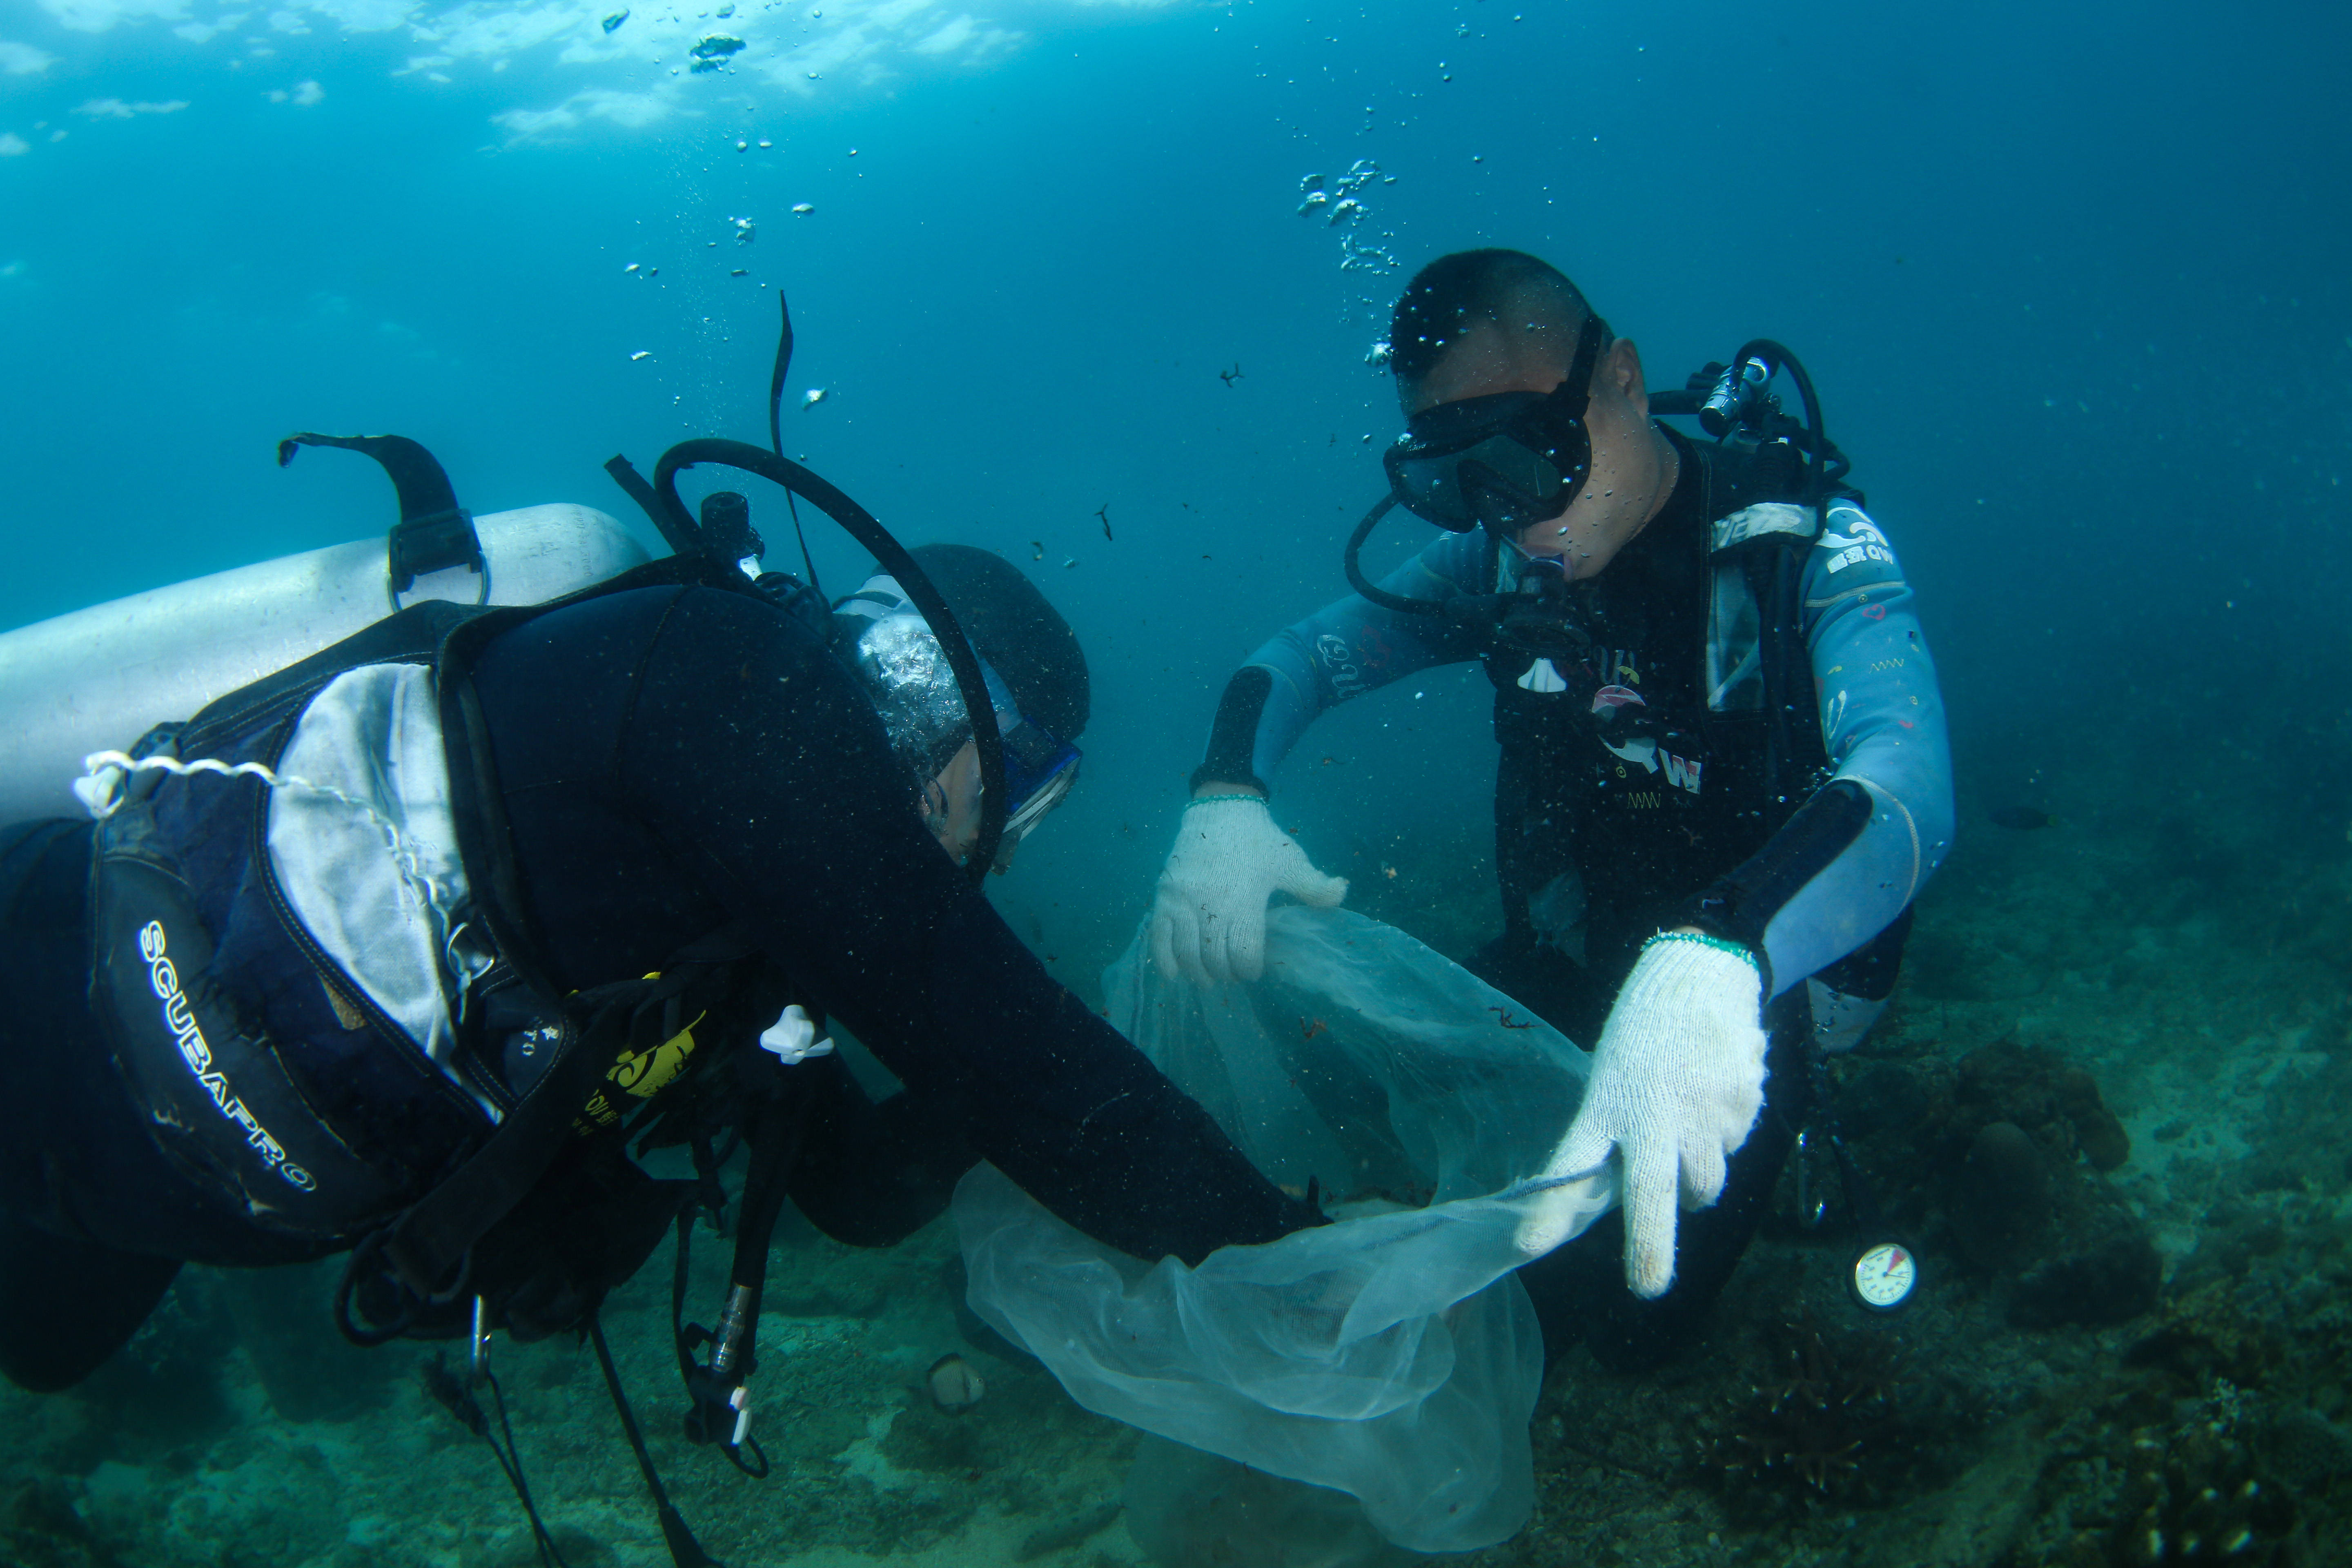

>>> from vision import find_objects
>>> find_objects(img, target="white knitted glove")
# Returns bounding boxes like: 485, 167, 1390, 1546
1151, 795, 1348, 985
1516, 932, 1769, 1298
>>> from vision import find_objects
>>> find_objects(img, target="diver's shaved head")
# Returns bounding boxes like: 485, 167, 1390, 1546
1388, 249, 1597, 407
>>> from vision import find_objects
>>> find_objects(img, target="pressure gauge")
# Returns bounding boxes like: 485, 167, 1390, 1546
1849, 1240, 1919, 1313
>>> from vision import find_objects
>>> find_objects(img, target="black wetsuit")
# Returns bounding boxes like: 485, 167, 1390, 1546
0, 584, 1308, 1391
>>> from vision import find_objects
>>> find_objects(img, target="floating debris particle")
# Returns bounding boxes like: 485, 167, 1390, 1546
731, 214, 755, 243
646, 267, 658, 277
601, 9, 628, 32
735, 138, 747, 151
729, 267, 747, 276
801, 387, 827, 409
629, 350, 651, 361
624, 262, 640, 273
790, 202, 814, 216
1365, 340, 1392, 368
1062, 557, 1077, 569
757, 138, 771, 148
1030, 541, 1044, 561
927, 1353, 984, 1411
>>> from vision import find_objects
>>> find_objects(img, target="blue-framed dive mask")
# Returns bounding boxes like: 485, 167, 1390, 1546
998, 716, 1081, 844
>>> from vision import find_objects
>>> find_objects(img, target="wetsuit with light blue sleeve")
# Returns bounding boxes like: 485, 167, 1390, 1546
1193, 430, 1953, 1021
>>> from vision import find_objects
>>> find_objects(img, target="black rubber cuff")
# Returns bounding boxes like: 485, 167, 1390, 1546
1682, 778, 1875, 995
1195, 667, 1274, 796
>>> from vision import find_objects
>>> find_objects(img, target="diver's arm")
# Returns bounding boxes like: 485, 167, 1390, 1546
1192, 531, 1494, 793
1688, 508, 1955, 996
620, 590, 1311, 1265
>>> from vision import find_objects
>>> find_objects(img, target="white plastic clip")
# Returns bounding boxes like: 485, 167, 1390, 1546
758, 1004, 834, 1066
1515, 658, 1568, 694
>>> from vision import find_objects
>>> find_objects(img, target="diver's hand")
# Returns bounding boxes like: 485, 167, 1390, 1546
1151, 794, 1347, 985
1516, 932, 1768, 1297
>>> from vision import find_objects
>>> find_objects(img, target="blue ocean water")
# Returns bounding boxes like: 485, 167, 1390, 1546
4, 2, 2351, 1564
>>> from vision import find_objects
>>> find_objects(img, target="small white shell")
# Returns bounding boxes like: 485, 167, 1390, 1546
927, 1354, 984, 1411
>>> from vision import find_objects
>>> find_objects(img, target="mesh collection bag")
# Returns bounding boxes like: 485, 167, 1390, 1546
954, 905, 1617, 1554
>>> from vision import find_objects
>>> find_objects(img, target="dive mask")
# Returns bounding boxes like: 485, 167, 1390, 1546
998, 717, 1081, 843
1383, 314, 1607, 537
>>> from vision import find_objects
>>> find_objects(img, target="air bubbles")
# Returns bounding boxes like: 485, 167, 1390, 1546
1298, 163, 1394, 280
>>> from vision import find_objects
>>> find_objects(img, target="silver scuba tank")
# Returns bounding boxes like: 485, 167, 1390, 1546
0, 503, 650, 828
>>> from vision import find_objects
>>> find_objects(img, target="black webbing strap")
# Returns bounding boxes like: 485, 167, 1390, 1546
377, 926, 755, 1302
379, 1007, 616, 1298
605, 454, 707, 560
278, 431, 488, 607
421, 1353, 574, 1568
590, 1314, 724, 1568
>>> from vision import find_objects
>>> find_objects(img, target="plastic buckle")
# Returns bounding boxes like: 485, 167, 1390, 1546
388, 507, 490, 611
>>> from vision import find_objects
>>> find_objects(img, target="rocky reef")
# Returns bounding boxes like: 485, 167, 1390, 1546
1836, 1038, 2163, 1329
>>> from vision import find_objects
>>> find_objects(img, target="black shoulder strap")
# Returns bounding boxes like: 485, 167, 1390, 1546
1692, 434, 1813, 522
280, 432, 488, 609
1686, 439, 1839, 829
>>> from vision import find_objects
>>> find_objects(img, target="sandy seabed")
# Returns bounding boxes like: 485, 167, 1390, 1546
7, 742, 2350, 1568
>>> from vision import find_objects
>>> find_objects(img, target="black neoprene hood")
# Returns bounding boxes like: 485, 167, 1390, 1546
906, 544, 1090, 741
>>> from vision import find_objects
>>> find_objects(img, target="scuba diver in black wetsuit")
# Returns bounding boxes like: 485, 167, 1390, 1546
0, 537, 1312, 1376
0, 402, 1320, 1561
1151, 250, 1955, 1370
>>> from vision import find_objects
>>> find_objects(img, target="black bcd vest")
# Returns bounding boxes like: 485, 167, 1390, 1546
1479, 438, 1849, 946
87, 557, 802, 1333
